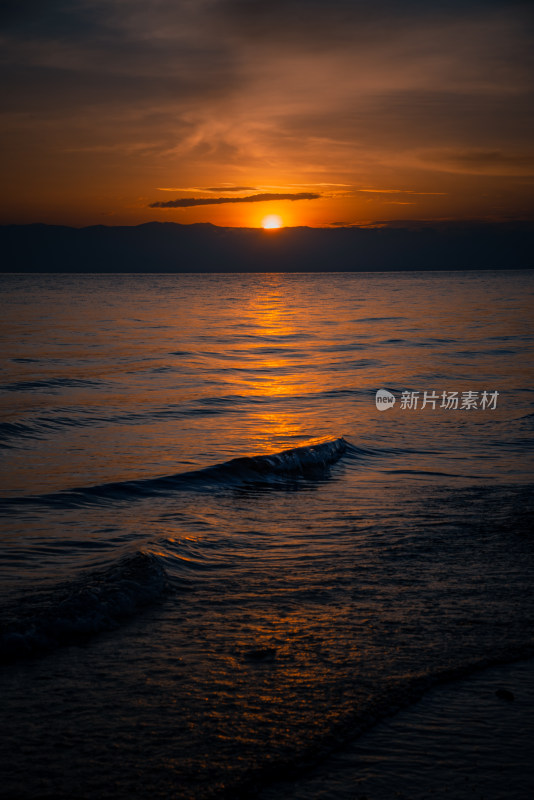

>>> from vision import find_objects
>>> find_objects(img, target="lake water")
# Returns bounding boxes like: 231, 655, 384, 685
1, 271, 533, 798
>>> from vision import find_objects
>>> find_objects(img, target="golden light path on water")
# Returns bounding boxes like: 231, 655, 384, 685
240, 275, 328, 449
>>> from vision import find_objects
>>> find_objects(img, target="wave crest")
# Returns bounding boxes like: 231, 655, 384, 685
1, 437, 350, 510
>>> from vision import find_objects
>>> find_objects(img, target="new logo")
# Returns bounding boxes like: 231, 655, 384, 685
375, 389, 396, 411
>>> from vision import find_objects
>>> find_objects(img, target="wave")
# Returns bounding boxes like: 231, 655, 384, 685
0, 377, 104, 393
516, 411, 534, 421
0, 552, 168, 663
0, 437, 350, 510
199, 436, 349, 480
0, 406, 224, 446
354, 316, 406, 322
384, 469, 488, 479
0, 420, 39, 448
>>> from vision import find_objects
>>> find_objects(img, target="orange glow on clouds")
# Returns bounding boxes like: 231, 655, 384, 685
1, 1, 532, 227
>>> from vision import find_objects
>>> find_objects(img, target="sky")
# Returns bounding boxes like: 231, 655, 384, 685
0, 0, 533, 228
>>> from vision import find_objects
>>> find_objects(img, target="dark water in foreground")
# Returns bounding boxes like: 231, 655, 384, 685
1, 271, 533, 798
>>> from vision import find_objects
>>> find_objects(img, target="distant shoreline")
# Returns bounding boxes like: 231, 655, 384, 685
1, 221, 533, 272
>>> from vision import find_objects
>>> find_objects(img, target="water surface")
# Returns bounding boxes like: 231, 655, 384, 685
1, 271, 533, 798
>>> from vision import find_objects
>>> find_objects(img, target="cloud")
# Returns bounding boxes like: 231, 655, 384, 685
218, 0, 533, 54
1, 0, 533, 225
357, 189, 447, 195
156, 186, 258, 192
204, 186, 257, 192
149, 192, 321, 208
275, 183, 353, 187
418, 149, 534, 176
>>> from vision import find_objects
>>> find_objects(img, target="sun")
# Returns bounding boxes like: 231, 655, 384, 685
262, 214, 283, 229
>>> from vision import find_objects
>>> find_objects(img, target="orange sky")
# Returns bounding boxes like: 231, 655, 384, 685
1, 1, 533, 228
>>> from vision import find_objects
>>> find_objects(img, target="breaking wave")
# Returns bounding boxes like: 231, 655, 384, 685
0, 437, 350, 510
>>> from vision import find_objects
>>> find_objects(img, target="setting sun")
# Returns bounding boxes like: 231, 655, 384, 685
262, 214, 283, 229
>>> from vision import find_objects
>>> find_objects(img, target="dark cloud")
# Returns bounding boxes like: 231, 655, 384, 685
2, 1, 531, 118
0, 1, 242, 113
420, 149, 534, 175
277, 89, 533, 160
219, 0, 533, 49
149, 193, 321, 208
0, 0, 102, 38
